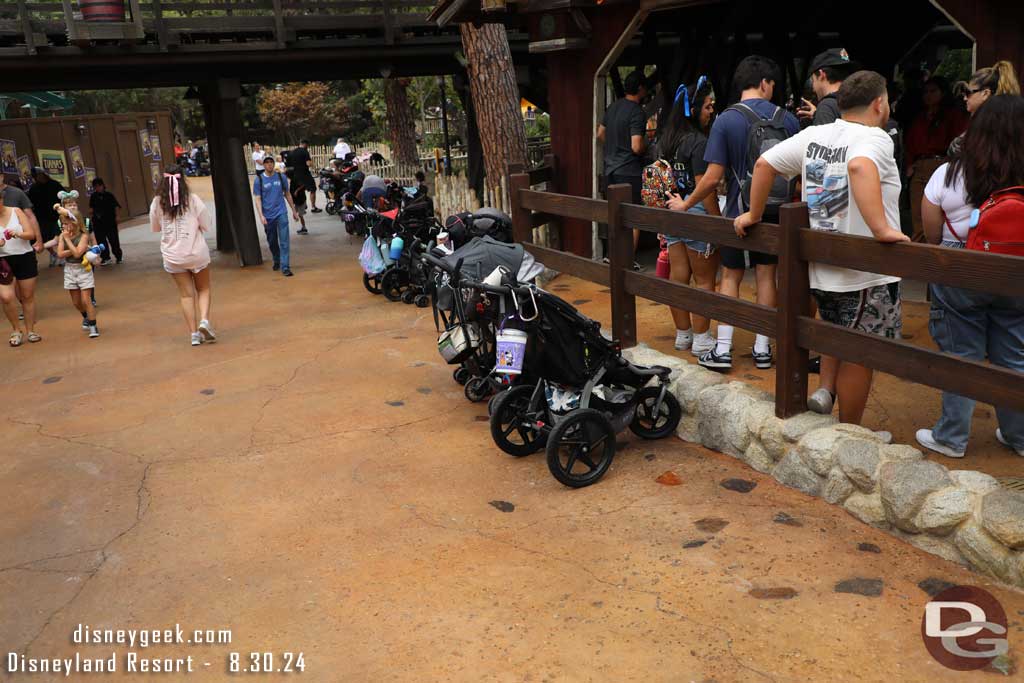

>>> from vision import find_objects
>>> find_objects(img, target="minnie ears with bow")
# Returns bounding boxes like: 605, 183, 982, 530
58, 190, 80, 201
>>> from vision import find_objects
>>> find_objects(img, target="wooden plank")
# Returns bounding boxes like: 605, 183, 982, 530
524, 243, 610, 287
607, 183, 636, 348
798, 318, 1024, 414
519, 189, 606, 223
163, 16, 276, 30
16, 0, 36, 54
271, 0, 284, 47
127, 0, 145, 38
151, 0, 169, 51
624, 271, 777, 338
60, 0, 77, 41
527, 164, 552, 186
381, 0, 393, 44
530, 212, 557, 229
620, 203, 779, 255
528, 38, 590, 53
775, 203, 811, 418
799, 229, 1024, 298
509, 172, 532, 244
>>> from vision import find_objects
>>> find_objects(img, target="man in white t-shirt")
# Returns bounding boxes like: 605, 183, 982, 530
333, 138, 351, 160
734, 70, 910, 426
251, 143, 266, 174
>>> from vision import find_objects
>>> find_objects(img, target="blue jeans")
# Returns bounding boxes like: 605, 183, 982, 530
264, 213, 290, 270
929, 283, 1024, 451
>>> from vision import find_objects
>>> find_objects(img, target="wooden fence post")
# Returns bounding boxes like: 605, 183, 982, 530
775, 203, 811, 418
509, 172, 532, 244
607, 183, 636, 348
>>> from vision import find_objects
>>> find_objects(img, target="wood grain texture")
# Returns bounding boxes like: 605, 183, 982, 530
621, 203, 779, 254
775, 204, 811, 418
519, 189, 606, 223
523, 244, 609, 287
607, 184, 636, 348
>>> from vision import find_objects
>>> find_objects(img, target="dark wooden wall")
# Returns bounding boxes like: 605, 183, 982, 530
937, 0, 1024, 73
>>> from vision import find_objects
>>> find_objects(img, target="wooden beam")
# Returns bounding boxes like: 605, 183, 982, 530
607, 183, 636, 348
523, 243, 609, 286
620, 203, 779, 255
16, 0, 36, 55
775, 203, 810, 418
272, 0, 285, 48
528, 38, 590, 53
519, 188, 606, 223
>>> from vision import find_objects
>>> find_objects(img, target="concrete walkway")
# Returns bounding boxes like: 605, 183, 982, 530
2, 188, 1022, 681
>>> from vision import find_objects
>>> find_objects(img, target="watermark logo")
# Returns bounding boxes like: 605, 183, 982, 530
921, 585, 1008, 671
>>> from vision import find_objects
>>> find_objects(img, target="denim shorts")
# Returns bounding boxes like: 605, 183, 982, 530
662, 203, 715, 257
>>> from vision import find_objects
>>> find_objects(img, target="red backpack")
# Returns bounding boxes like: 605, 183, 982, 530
967, 186, 1024, 256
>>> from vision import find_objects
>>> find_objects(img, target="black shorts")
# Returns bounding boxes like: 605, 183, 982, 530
293, 174, 316, 193
608, 172, 642, 205
719, 246, 778, 270
3, 250, 38, 281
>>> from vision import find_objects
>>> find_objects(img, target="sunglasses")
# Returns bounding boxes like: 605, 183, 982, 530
964, 87, 985, 97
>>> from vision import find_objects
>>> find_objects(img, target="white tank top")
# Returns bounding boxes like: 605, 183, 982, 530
0, 207, 32, 257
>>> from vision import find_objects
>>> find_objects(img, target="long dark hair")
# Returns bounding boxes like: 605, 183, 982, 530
157, 163, 192, 219
950, 95, 1024, 206
656, 78, 715, 159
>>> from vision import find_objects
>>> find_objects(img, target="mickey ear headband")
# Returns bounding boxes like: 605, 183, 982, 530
58, 190, 79, 201
672, 75, 710, 118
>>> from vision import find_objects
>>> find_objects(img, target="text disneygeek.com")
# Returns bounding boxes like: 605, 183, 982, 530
7, 624, 306, 676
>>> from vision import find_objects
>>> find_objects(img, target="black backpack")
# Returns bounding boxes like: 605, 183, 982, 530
727, 102, 796, 215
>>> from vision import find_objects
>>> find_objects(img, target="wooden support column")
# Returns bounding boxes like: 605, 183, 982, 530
199, 79, 262, 266
508, 171, 532, 244
606, 183, 636, 348
775, 203, 811, 418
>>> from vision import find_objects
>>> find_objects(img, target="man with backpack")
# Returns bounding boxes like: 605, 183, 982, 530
253, 155, 300, 277
733, 70, 910, 426
668, 55, 800, 371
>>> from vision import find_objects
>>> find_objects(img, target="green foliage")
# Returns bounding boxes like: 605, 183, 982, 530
69, 87, 206, 140
257, 82, 350, 145
525, 114, 549, 139
933, 48, 973, 85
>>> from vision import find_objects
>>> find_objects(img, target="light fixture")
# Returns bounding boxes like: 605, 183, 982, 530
146, 118, 157, 129
76, 122, 88, 135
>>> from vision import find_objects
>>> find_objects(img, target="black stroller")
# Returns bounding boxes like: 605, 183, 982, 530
484, 286, 681, 488
377, 194, 442, 304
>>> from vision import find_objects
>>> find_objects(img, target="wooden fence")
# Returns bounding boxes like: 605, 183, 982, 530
507, 167, 1024, 420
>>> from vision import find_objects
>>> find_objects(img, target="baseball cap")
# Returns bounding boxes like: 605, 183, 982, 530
809, 48, 856, 74
31, 166, 49, 177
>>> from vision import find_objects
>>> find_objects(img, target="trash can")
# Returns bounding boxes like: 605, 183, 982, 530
79, 0, 126, 22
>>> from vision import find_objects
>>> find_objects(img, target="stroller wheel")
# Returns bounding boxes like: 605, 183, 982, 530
325, 201, 337, 215
464, 376, 491, 403
380, 268, 409, 302
414, 294, 430, 308
363, 272, 383, 295
489, 385, 545, 456
629, 386, 682, 439
401, 290, 416, 305
546, 409, 616, 488
453, 367, 470, 385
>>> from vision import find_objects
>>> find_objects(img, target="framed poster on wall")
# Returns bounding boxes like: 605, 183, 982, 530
37, 149, 69, 187
0, 140, 16, 174
84, 168, 97, 194
150, 162, 161, 190
140, 130, 153, 157
150, 133, 162, 161
16, 155, 33, 190
68, 145, 86, 179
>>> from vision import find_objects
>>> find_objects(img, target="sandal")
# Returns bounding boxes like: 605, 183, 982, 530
27, 331, 41, 343
9, 331, 23, 347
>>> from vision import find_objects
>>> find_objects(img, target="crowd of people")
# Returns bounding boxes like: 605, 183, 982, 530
601, 51, 1023, 459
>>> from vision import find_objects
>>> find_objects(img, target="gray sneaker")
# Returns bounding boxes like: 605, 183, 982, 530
198, 319, 216, 343
191, 332, 203, 346
916, 429, 965, 459
807, 388, 834, 414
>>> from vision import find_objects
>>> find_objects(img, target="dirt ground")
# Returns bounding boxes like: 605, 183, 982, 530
2, 179, 1022, 682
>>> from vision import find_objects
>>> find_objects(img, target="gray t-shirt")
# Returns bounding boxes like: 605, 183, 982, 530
1, 185, 33, 211
812, 94, 841, 126
602, 98, 647, 177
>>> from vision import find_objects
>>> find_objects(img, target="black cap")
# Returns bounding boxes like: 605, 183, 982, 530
809, 48, 855, 74
31, 166, 48, 177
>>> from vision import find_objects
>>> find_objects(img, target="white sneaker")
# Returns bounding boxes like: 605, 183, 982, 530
88, 324, 100, 339
807, 388, 834, 414
191, 332, 203, 346
674, 330, 693, 351
198, 319, 216, 343
691, 334, 715, 357
915, 429, 965, 459
996, 429, 1024, 456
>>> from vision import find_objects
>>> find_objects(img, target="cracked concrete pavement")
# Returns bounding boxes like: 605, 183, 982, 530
3, 183, 1023, 681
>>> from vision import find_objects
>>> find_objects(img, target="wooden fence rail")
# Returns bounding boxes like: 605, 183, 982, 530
507, 170, 1024, 420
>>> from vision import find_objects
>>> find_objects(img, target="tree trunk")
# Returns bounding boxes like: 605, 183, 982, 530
384, 77, 419, 166
459, 22, 528, 195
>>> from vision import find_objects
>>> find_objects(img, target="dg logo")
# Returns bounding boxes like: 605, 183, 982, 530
921, 585, 1008, 671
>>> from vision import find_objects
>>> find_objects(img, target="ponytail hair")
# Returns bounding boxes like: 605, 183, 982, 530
970, 60, 1021, 97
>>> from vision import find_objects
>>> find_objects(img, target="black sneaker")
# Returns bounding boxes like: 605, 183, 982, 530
753, 346, 773, 369
698, 348, 732, 371
311, 208, 322, 214
282, 268, 294, 277
272, 263, 280, 271
297, 228, 309, 235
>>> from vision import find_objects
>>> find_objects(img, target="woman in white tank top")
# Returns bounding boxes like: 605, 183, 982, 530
0, 191, 40, 346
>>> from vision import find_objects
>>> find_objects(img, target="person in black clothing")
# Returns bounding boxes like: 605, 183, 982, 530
597, 70, 648, 263
88, 178, 123, 263
797, 48, 858, 125
288, 140, 320, 215
26, 167, 66, 267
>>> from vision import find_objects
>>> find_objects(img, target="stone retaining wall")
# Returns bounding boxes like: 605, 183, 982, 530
623, 344, 1024, 589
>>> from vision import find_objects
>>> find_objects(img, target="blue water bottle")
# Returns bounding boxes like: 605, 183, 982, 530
389, 236, 405, 260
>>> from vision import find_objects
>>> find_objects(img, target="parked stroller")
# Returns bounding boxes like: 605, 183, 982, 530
482, 285, 681, 488
423, 236, 545, 402
320, 162, 365, 215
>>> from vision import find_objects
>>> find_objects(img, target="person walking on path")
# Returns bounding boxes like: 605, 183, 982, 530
54, 205, 99, 338
597, 70, 648, 266
734, 70, 910, 426
0, 190, 40, 346
26, 167, 66, 267
915, 95, 1024, 459
89, 178, 123, 264
333, 137, 352, 161
253, 155, 300, 276
669, 55, 800, 372
150, 165, 216, 347
251, 143, 266, 174
288, 140, 320, 214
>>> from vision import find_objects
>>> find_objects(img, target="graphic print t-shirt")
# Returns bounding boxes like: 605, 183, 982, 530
762, 119, 902, 292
